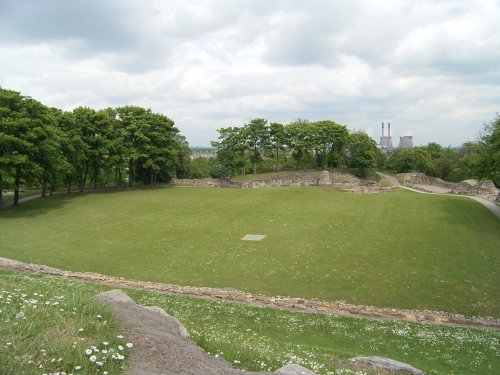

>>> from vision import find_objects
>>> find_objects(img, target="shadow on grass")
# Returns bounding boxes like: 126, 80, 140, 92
0, 186, 172, 219
0, 194, 76, 219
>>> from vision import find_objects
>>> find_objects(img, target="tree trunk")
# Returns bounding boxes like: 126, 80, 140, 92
80, 160, 89, 192
67, 180, 72, 194
128, 159, 134, 188
115, 165, 119, 190
92, 164, 98, 189
241, 151, 246, 175
14, 166, 21, 206
275, 148, 279, 171
150, 169, 154, 187
41, 184, 47, 198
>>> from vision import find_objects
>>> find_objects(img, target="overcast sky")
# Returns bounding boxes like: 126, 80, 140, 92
1, 0, 499, 147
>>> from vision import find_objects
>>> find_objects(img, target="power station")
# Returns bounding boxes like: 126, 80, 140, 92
378, 122, 413, 152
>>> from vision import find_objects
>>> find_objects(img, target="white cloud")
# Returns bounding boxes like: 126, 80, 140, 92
0, 0, 499, 146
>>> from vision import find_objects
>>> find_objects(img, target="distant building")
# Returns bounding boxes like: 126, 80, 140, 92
378, 122, 414, 152
189, 152, 216, 160
379, 122, 394, 153
398, 136, 413, 149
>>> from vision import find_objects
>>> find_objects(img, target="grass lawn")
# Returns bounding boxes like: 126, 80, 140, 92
2, 270, 499, 375
0, 187, 499, 317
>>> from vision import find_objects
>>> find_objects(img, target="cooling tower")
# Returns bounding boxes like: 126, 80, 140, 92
399, 136, 413, 148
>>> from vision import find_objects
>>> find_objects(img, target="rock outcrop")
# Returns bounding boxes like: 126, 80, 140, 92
347, 356, 424, 375
95, 289, 317, 375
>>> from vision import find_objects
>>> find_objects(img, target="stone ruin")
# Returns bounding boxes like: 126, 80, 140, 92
172, 170, 383, 193
403, 173, 500, 201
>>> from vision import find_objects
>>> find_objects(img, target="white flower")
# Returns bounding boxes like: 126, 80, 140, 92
96, 361, 103, 366
85, 349, 92, 355
116, 335, 123, 339
78, 328, 84, 332
89, 355, 97, 363
102, 341, 109, 346
74, 366, 81, 370
125, 342, 133, 348
118, 345, 124, 351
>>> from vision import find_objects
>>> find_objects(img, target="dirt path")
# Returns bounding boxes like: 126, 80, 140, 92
0, 257, 498, 329
378, 173, 500, 219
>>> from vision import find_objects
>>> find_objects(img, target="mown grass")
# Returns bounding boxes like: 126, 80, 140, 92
0, 270, 131, 375
0, 187, 499, 317
1, 270, 498, 375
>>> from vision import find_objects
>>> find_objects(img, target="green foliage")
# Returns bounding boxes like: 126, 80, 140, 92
1, 188, 498, 317
383, 114, 500, 186
187, 157, 211, 179
212, 118, 362, 176
0, 87, 189, 206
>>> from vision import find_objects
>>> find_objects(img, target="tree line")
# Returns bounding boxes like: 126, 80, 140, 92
0, 87, 190, 208
209, 118, 381, 178
204, 116, 499, 187
384, 115, 500, 185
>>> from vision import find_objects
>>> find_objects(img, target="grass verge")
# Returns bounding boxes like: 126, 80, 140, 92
2, 269, 498, 375
0, 270, 132, 375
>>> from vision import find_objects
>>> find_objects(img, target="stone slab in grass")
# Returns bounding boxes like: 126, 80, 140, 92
241, 234, 266, 241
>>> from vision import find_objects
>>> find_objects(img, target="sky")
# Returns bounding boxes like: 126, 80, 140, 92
0, 0, 499, 147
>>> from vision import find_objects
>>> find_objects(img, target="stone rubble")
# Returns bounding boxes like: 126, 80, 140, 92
1, 257, 498, 329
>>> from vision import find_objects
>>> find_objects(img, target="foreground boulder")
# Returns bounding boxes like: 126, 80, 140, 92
348, 356, 424, 375
95, 289, 316, 375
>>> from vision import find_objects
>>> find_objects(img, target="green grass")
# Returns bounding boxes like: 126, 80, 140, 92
128, 287, 500, 375
0, 187, 499, 317
0, 270, 131, 375
2, 270, 499, 375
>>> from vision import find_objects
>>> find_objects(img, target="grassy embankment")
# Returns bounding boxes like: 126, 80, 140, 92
0, 187, 499, 317
0, 270, 131, 375
1, 270, 499, 375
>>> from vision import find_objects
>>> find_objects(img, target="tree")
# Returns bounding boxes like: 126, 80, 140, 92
187, 157, 211, 178
0, 88, 56, 206
269, 122, 287, 171
244, 118, 270, 174
310, 120, 349, 168
286, 119, 313, 169
346, 131, 379, 175
480, 114, 500, 186
211, 126, 248, 176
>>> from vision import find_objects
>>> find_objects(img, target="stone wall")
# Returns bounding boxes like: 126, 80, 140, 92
172, 171, 368, 190
457, 179, 500, 201
403, 173, 500, 201
403, 173, 456, 189
171, 178, 223, 187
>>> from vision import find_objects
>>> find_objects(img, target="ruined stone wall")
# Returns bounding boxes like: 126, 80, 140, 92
171, 178, 223, 187
403, 173, 499, 201
403, 173, 456, 189
172, 171, 365, 190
